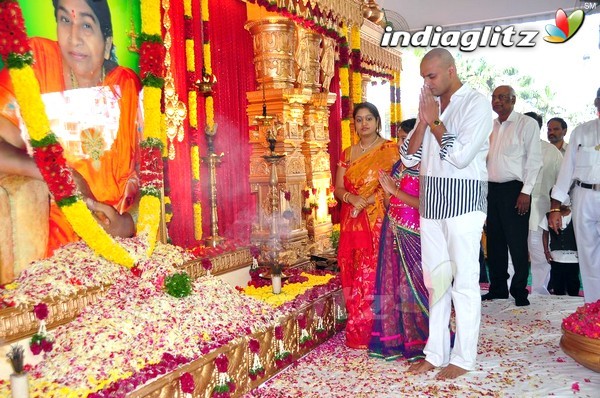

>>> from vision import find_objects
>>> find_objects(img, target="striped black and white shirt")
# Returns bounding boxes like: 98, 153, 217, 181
401, 84, 492, 220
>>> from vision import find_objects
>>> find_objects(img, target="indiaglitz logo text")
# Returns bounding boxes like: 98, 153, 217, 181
380, 25, 539, 52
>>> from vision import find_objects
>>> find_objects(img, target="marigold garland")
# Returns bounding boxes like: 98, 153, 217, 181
350, 25, 362, 105
339, 23, 351, 150
390, 70, 401, 139
188, 90, 198, 128
138, 0, 166, 257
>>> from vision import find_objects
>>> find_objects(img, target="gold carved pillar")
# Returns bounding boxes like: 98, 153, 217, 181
246, 18, 310, 261
295, 27, 322, 92
302, 92, 336, 252
361, 73, 371, 103
295, 27, 336, 253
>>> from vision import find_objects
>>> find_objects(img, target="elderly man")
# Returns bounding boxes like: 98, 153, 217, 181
483, 86, 542, 306
549, 87, 600, 303
524, 112, 563, 295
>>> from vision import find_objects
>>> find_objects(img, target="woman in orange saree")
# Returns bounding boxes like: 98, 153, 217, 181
0, 0, 141, 257
334, 102, 399, 349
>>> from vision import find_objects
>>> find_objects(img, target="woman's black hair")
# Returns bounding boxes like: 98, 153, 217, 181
353, 102, 382, 135
52, 0, 117, 66
400, 118, 416, 134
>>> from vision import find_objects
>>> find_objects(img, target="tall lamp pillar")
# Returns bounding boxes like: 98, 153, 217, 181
201, 125, 224, 247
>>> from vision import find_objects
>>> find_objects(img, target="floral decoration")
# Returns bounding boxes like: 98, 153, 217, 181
339, 23, 351, 150
314, 302, 327, 339
30, 302, 53, 355
250, 246, 261, 270
562, 300, 600, 339
180, 372, 195, 394
247, 0, 345, 42
201, 257, 213, 272
164, 272, 192, 298
213, 354, 236, 398
298, 313, 314, 348
248, 338, 265, 380
274, 325, 292, 369
390, 70, 401, 139
282, 190, 293, 220
350, 25, 362, 105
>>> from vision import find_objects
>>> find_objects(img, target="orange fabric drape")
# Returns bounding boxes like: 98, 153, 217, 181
0, 38, 142, 254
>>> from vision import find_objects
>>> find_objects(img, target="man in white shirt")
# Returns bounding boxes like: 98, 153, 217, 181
523, 112, 563, 295
549, 87, 600, 303
402, 48, 491, 380
547, 117, 569, 154
483, 86, 542, 307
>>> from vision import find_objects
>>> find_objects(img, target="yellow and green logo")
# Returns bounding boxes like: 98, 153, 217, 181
544, 8, 585, 43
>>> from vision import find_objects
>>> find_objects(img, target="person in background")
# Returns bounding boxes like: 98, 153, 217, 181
547, 117, 569, 155
402, 48, 491, 379
549, 87, 600, 303
541, 203, 580, 296
334, 102, 399, 349
369, 117, 429, 362
523, 112, 562, 295
483, 85, 542, 307
0, 0, 141, 266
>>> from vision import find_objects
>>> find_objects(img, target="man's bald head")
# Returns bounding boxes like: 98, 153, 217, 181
422, 48, 456, 69
420, 48, 461, 99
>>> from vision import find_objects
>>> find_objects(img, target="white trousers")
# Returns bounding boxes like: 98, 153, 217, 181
572, 187, 600, 303
421, 211, 486, 371
528, 229, 550, 295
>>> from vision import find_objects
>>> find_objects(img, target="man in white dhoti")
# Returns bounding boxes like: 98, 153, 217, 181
549, 87, 600, 303
401, 48, 492, 379
523, 112, 562, 295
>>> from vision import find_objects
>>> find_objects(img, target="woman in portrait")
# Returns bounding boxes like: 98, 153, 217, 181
334, 102, 399, 349
0, 0, 142, 262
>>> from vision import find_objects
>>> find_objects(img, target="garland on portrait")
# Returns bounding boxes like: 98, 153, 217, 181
0, 0, 165, 267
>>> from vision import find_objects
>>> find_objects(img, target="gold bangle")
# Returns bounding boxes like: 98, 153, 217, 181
549, 208, 561, 213
395, 188, 400, 198
343, 192, 350, 203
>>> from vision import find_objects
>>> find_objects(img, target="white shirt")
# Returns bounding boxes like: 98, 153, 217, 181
488, 111, 543, 195
552, 118, 600, 203
529, 141, 563, 231
558, 141, 568, 155
401, 84, 492, 219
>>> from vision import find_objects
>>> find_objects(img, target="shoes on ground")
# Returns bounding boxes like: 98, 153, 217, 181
481, 292, 509, 301
515, 297, 530, 307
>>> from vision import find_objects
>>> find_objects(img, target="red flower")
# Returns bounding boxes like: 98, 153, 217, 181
302, 190, 310, 199
29, 342, 42, 356
139, 41, 165, 79
297, 314, 307, 329
33, 302, 48, 320
275, 325, 284, 340
284, 191, 291, 201
33, 144, 77, 201
180, 372, 195, 394
249, 338, 260, 354
201, 258, 213, 271
215, 354, 229, 373
0, 1, 31, 57
249, 246, 261, 259
41, 338, 53, 353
